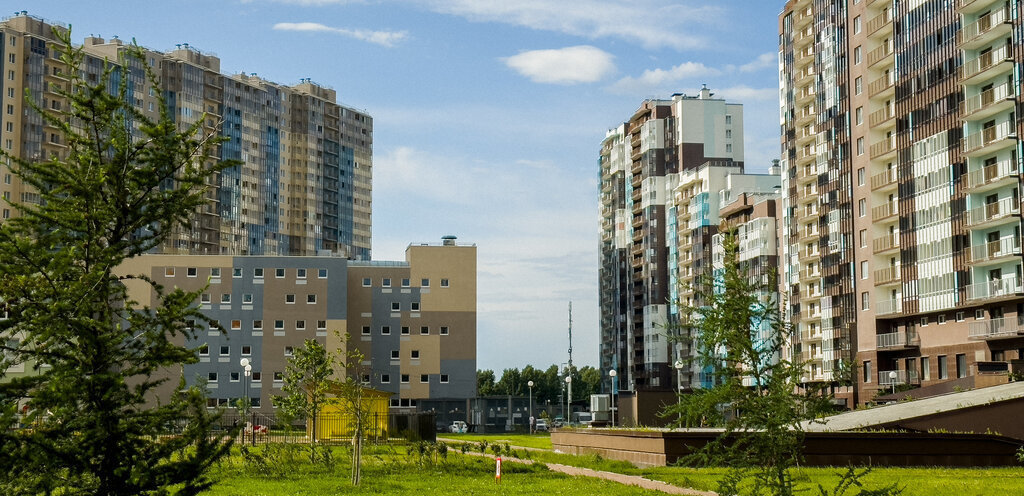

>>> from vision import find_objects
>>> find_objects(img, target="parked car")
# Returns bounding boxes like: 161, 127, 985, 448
535, 419, 548, 432
552, 416, 564, 428
450, 420, 468, 433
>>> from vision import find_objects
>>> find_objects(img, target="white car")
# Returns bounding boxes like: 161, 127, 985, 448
535, 419, 548, 431
450, 420, 468, 433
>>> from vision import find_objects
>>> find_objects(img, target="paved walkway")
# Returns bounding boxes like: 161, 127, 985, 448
437, 439, 715, 495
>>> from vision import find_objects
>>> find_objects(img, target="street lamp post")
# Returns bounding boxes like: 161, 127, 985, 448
889, 370, 898, 396
564, 376, 572, 424
240, 358, 252, 445
608, 369, 617, 427
674, 360, 685, 426
527, 380, 534, 433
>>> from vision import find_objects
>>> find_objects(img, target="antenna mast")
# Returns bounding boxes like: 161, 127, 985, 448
567, 301, 573, 413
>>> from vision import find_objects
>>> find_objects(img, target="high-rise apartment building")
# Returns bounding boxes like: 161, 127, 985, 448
779, 0, 1024, 406
0, 13, 372, 259
599, 87, 780, 395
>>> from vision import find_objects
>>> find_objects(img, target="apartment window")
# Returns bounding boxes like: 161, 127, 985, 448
938, 314, 946, 324
285, 294, 295, 304
440, 279, 449, 288
243, 293, 253, 304
231, 320, 241, 330
208, 372, 218, 382
421, 326, 429, 335
411, 350, 420, 359
276, 268, 285, 278
921, 357, 931, 381
230, 372, 240, 382
253, 320, 263, 330
725, 115, 732, 124
200, 293, 211, 304
400, 374, 409, 384
165, 267, 176, 277
420, 374, 429, 383
854, 45, 862, 64
938, 355, 949, 379
421, 278, 430, 287
956, 354, 967, 378
211, 268, 221, 278
221, 293, 231, 304
220, 346, 230, 356
956, 311, 965, 322
391, 350, 399, 359
920, 317, 928, 327
362, 277, 371, 287
440, 326, 449, 335
391, 302, 400, 311
254, 268, 264, 278
975, 309, 984, 319
856, 137, 864, 155
402, 278, 410, 287
199, 344, 209, 356
317, 320, 326, 330
853, 15, 861, 34
857, 167, 865, 186
274, 320, 284, 330
361, 374, 370, 384
855, 76, 862, 95
440, 374, 449, 384
382, 278, 391, 287
318, 268, 328, 278
187, 267, 197, 277
411, 302, 420, 311
296, 320, 305, 330
296, 268, 306, 279
242, 345, 251, 355
861, 292, 869, 311
382, 326, 391, 335
381, 374, 390, 384
860, 261, 867, 279
307, 294, 317, 304
726, 129, 732, 138
859, 229, 867, 248
362, 325, 371, 335
252, 372, 262, 382
726, 144, 732, 153
858, 199, 866, 217
233, 267, 243, 278
401, 326, 410, 335
863, 361, 871, 383
284, 346, 294, 356
856, 107, 863, 126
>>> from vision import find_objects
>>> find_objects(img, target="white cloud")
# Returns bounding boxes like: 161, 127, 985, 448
272, 22, 408, 47
739, 52, 777, 73
713, 85, 778, 102
502, 46, 615, 85
609, 61, 718, 93
419, 0, 717, 50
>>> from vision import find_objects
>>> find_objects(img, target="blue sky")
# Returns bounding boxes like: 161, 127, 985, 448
28, 0, 784, 374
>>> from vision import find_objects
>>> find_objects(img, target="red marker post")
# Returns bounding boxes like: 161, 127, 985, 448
495, 456, 502, 483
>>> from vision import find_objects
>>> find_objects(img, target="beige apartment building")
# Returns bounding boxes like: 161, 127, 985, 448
780, 0, 1024, 406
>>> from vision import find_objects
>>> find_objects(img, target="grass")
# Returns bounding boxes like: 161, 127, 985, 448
440, 432, 553, 450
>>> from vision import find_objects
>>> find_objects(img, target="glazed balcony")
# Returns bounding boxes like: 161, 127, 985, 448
966, 275, 1024, 302
961, 81, 1015, 121
871, 202, 898, 222
958, 6, 1012, 50
967, 236, 1022, 266
968, 315, 1024, 340
796, 85, 816, 106
960, 44, 1013, 85
962, 121, 1017, 157
962, 158, 1018, 193
957, 0, 998, 15
874, 265, 901, 285
965, 197, 1020, 228
870, 167, 898, 192
876, 330, 920, 349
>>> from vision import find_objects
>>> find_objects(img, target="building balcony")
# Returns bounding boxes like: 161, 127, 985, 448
957, 0, 999, 15
960, 44, 1013, 85
796, 86, 816, 106
968, 315, 1024, 340
966, 275, 1024, 302
876, 298, 902, 316
874, 265, 901, 285
878, 369, 920, 386
968, 236, 1023, 266
868, 105, 896, 128
796, 146, 818, 166
868, 72, 896, 99
870, 135, 897, 160
957, 6, 1012, 50
796, 164, 819, 185
962, 121, 1017, 157
871, 202, 898, 222
876, 330, 920, 350
867, 8, 893, 38
961, 81, 1016, 121
867, 41, 894, 68
800, 266, 821, 282
870, 167, 898, 192
963, 158, 1018, 193
794, 26, 815, 48
796, 106, 816, 125
965, 197, 1020, 228
798, 247, 820, 264
794, 6, 813, 30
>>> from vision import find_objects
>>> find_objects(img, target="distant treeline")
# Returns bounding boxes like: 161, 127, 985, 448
476, 364, 603, 404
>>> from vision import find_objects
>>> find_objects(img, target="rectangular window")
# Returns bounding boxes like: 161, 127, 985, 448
421, 278, 430, 287
858, 198, 866, 217
274, 372, 283, 382
253, 320, 263, 330
854, 45, 862, 64
221, 293, 231, 304
296, 268, 306, 279
362, 277, 371, 287
411, 350, 420, 359
296, 320, 305, 330
274, 320, 284, 330
956, 311, 965, 322
857, 167, 865, 186
254, 268, 264, 278
856, 137, 864, 155
362, 325, 371, 335
233, 267, 243, 278
853, 15, 861, 34
242, 345, 251, 355
220, 346, 230, 356
441, 278, 449, 288
411, 302, 420, 311
861, 292, 869, 311
276, 268, 285, 278
382, 278, 391, 287
307, 294, 317, 304
252, 372, 262, 382
402, 278, 410, 287
921, 357, 931, 381
187, 267, 197, 277
440, 326, 449, 335
860, 261, 868, 280
391, 350, 399, 359
855, 76, 862, 95
956, 353, 967, 378
318, 268, 328, 278
401, 326, 410, 335
859, 230, 866, 248
920, 317, 928, 327
231, 320, 241, 330
856, 107, 863, 126
381, 374, 390, 384
382, 326, 391, 335
938, 355, 949, 379
317, 320, 326, 330
243, 293, 253, 304
400, 374, 409, 383
420, 326, 429, 335
391, 302, 400, 311
199, 344, 209, 356
200, 293, 211, 303
284, 346, 294, 356
863, 361, 871, 383
230, 372, 240, 382
938, 314, 946, 324
165, 267, 176, 277
208, 372, 218, 382
211, 268, 221, 278
285, 294, 295, 304
420, 374, 429, 383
